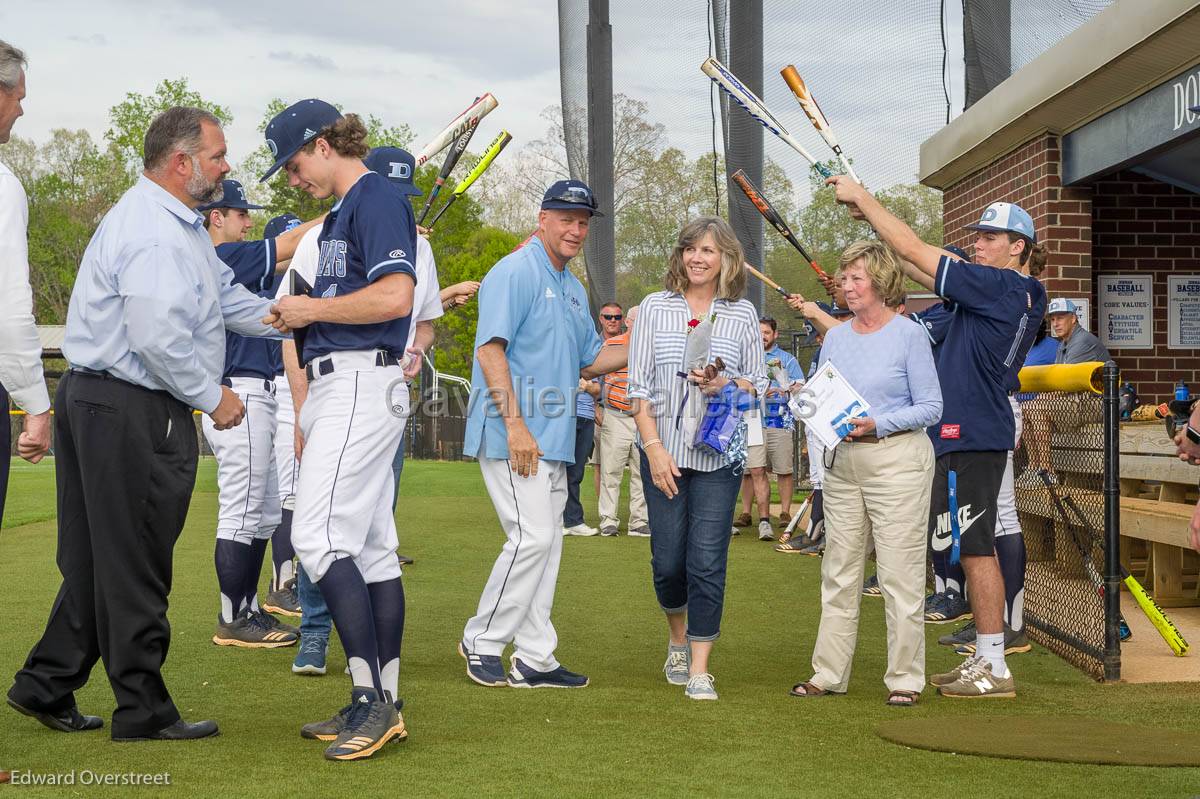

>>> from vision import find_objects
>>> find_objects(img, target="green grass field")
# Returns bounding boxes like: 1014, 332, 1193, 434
2, 458, 1199, 797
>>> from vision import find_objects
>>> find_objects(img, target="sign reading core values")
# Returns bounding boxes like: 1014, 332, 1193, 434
1097, 274, 1152, 350
1168, 275, 1200, 349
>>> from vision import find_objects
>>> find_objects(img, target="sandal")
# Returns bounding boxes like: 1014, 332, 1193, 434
789, 681, 842, 697
886, 689, 920, 707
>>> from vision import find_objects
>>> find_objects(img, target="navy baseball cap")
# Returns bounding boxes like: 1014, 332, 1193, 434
197, 179, 264, 213
826, 301, 853, 317
260, 99, 343, 182
363, 147, 423, 196
263, 213, 302, 239
965, 201, 1036, 243
541, 179, 604, 217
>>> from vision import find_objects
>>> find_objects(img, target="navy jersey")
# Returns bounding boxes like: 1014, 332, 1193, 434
909, 303, 953, 351
928, 255, 1046, 456
216, 239, 278, 380
302, 172, 417, 362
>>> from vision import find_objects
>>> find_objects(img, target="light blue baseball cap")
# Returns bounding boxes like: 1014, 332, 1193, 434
965, 201, 1036, 243
1047, 298, 1078, 316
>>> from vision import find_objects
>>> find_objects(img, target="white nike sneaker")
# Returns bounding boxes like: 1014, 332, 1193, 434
564, 523, 599, 537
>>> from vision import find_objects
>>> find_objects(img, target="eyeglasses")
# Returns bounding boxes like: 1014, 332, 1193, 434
600, 313, 623, 321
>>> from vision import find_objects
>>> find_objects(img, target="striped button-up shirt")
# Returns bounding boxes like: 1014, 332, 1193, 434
627, 290, 768, 472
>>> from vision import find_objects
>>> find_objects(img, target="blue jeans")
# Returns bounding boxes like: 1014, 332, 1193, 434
563, 418, 595, 527
297, 564, 332, 640
639, 449, 741, 641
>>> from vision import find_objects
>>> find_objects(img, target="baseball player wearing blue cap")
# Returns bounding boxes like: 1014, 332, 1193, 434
197, 180, 320, 650
826, 181, 1046, 699
458, 179, 627, 690
262, 99, 414, 761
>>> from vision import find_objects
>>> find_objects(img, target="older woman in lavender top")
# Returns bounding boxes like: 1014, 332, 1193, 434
789, 240, 941, 706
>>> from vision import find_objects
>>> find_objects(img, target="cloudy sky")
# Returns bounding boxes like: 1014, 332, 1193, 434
3, 1, 968, 195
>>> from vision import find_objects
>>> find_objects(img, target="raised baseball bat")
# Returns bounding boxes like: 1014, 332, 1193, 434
780, 66, 860, 183
730, 169, 829, 281
1041, 471, 1188, 656
418, 118, 479, 225
415, 93, 498, 167
701, 57, 832, 178
742, 262, 790, 299
427, 130, 512, 231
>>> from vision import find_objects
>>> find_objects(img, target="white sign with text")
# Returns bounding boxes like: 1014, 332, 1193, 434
1168, 275, 1200, 349
1097, 274, 1153, 350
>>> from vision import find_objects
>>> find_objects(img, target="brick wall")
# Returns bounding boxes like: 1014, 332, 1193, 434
1093, 170, 1200, 402
942, 133, 1093, 297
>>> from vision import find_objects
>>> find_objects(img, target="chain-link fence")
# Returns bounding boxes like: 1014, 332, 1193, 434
1013, 367, 1120, 680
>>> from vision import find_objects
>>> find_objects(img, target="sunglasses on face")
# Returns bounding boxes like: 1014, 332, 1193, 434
601, 313, 623, 321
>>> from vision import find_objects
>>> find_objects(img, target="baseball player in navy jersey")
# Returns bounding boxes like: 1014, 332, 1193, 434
828, 178, 1046, 699
458, 180, 627, 691
261, 99, 414, 761
197, 180, 321, 650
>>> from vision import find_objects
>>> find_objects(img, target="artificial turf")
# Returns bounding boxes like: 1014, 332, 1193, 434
1, 458, 1199, 797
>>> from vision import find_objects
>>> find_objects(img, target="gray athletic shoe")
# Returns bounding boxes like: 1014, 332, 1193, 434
628, 527, 652, 538
324, 690, 408, 760
663, 644, 690, 685
757, 520, 774, 541
684, 673, 718, 701
954, 625, 1033, 656
255, 609, 299, 637
301, 702, 354, 741
930, 654, 984, 687
937, 659, 1016, 699
212, 612, 297, 648
600, 526, 619, 537
263, 580, 302, 617
938, 620, 976, 648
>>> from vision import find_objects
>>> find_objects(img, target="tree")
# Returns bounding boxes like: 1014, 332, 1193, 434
106, 78, 232, 174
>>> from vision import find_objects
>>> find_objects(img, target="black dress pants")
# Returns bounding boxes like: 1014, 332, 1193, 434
9, 371, 198, 738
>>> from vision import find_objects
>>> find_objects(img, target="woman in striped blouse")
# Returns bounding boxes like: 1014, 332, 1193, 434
627, 216, 767, 701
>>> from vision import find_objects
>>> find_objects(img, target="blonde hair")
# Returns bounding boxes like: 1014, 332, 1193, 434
837, 240, 906, 308
665, 216, 746, 300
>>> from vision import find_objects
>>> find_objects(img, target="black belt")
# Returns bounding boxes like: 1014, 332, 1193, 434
68, 367, 174, 399
71, 366, 114, 380
221, 376, 275, 393
305, 351, 401, 382
847, 429, 914, 444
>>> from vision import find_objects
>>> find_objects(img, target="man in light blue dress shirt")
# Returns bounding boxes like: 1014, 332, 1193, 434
8, 107, 283, 742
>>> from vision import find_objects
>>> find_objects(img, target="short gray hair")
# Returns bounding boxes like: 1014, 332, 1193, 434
143, 106, 221, 171
0, 40, 26, 91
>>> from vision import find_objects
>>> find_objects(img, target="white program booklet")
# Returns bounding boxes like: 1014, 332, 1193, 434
788, 360, 871, 450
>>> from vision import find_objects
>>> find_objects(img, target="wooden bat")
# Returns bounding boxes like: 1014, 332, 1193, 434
743, 262, 790, 299
418, 118, 479, 225
426, 130, 512, 230
415, 94, 498, 167
700, 57, 832, 178
730, 169, 829, 280
780, 66, 860, 183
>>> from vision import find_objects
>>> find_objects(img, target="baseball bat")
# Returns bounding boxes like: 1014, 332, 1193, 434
427, 130, 512, 230
742, 262, 791, 299
701, 58, 832, 178
781, 494, 811, 538
779, 66, 860, 183
418, 118, 479, 225
415, 93, 498, 167
1040, 471, 1189, 656
730, 169, 829, 281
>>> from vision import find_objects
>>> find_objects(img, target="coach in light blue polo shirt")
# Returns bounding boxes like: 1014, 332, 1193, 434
459, 180, 627, 690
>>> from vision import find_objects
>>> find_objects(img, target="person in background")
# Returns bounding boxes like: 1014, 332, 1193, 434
595, 303, 650, 537
759, 317, 806, 537
563, 375, 601, 536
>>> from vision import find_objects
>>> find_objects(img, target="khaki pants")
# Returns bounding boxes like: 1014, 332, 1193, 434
597, 409, 648, 531
811, 431, 934, 693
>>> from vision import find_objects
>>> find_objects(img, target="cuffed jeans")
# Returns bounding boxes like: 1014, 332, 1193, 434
640, 450, 741, 641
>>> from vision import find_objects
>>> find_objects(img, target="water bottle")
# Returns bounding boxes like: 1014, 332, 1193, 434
1175, 380, 1190, 404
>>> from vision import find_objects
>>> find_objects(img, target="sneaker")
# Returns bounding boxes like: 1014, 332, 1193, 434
930, 654, 984, 687
293, 636, 329, 675
757, 519, 774, 541
924, 592, 971, 624
937, 659, 1016, 699
256, 609, 299, 636
663, 644, 690, 685
458, 641, 507, 687
684, 672, 718, 701
954, 625, 1032, 656
398, 554, 414, 565
324, 689, 407, 761
938, 620, 976, 648
507, 656, 589, 688
778, 511, 792, 528
263, 580, 302, 617
564, 523, 599, 537
862, 575, 882, 597
302, 698, 406, 741
799, 540, 825, 557
600, 526, 619, 537
628, 527, 652, 538
730, 526, 740, 537
775, 537, 811, 553
734, 512, 752, 528
212, 612, 297, 648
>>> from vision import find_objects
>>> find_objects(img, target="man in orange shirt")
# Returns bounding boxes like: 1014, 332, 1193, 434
596, 304, 649, 537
